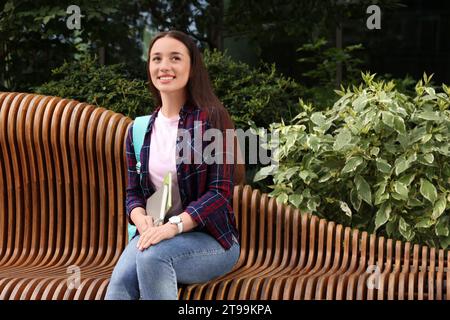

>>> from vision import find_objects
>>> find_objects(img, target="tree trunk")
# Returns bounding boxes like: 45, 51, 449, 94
98, 46, 106, 65
336, 22, 343, 89
207, 0, 224, 50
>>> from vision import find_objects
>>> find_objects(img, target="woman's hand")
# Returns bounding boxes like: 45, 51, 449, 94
136, 223, 178, 251
130, 208, 154, 235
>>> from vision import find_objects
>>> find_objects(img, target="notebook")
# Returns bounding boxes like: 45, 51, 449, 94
146, 172, 172, 226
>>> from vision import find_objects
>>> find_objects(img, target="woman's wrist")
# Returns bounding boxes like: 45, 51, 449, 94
166, 222, 179, 235
130, 207, 146, 225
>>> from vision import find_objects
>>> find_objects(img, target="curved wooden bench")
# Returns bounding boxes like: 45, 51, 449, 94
0, 92, 130, 300
0, 92, 449, 300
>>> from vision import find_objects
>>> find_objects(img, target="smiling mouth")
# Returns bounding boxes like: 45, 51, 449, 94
158, 76, 176, 80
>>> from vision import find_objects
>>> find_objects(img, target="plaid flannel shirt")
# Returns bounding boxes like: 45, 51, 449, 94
125, 104, 239, 250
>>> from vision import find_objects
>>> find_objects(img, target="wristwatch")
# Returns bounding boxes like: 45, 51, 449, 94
169, 215, 183, 234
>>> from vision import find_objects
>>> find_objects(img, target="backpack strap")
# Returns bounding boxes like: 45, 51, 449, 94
128, 115, 151, 242
132, 115, 151, 174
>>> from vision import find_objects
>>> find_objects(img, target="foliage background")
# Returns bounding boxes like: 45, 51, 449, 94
2, 0, 450, 246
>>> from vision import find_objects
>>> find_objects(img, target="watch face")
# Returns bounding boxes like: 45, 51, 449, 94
170, 216, 180, 224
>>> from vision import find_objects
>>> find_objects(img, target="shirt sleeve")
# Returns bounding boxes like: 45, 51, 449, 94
184, 121, 235, 227
125, 124, 146, 225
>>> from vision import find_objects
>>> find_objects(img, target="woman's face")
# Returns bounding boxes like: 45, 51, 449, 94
149, 37, 191, 96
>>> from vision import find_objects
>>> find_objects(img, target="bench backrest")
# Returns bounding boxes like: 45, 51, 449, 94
1, 92, 449, 300
0, 92, 130, 268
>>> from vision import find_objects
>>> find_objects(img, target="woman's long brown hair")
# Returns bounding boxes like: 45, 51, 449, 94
147, 30, 245, 185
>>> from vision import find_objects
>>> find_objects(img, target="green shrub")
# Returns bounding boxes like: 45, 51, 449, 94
296, 38, 365, 110
204, 49, 308, 188
35, 50, 304, 129
34, 55, 154, 119
204, 49, 304, 130
255, 72, 450, 248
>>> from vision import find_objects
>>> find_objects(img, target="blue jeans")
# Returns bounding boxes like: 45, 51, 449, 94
105, 231, 240, 300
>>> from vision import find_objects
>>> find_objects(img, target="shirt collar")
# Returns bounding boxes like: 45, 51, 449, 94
146, 104, 197, 132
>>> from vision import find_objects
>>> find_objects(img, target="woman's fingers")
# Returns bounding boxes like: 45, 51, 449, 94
139, 231, 162, 250
136, 224, 176, 251
137, 228, 156, 250
144, 216, 154, 228
136, 229, 149, 248
136, 215, 151, 235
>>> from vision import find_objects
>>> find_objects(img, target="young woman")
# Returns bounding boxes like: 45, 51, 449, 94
105, 30, 245, 300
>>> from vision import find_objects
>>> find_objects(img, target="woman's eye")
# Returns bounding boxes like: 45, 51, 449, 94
152, 57, 161, 62
171, 56, 180, 61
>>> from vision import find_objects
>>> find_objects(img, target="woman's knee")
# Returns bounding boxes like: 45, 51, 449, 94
136, 245, 170, 268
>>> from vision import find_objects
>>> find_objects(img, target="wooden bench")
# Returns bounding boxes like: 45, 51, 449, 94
1, 92, 449, 300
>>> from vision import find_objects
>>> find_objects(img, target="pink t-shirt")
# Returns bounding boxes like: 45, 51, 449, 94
148, 110, 183, 218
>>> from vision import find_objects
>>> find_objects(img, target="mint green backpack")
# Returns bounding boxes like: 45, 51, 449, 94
128, 115, 151, 242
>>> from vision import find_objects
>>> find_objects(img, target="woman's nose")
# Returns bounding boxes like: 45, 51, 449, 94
159, 58, 171, 71
160, 66, 170, 73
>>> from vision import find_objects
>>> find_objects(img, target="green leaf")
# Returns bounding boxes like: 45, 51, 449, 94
386, 218, 397, 237
393, 181, 409, 200
381, 111, 395, 128
421, 134, 433, 144
299, 170, 309, 181
253, 165, 276, 182
318, 171, 333, 183
432, 194, 447, 220
415, 218, 434, 229
424, 153, 434, 164
285, 167, 299, 180
376, 158, 392, 174
374, 181, 389, 205
276, 193, 288, 205
399, 217, 414, 241
289, 194, 303, 208
333, 128, 351, 151
375, 202, 391, 231
443, 83, 450, 96
395, 159, 409, 176
354, 175, 372, 205
339, 201, 352, 218
311, 112, 326, 126
435, 217, 449, 237
370, 147, 380, 157
306, 135, 321, 152
43, 15, 52, 25
439, 235, 450, 249
417, 111, 441, 121
407, 198, 423, 207
342, 157, 364, 174
352, 94, 368, 111
420, 178, 437, 204
398, 173, 416, 186
350, 187, 362, 211
425, 87, 436, 96
394, 155, 415, 176
393, 116, 406, 135
307, 198, 319, 212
